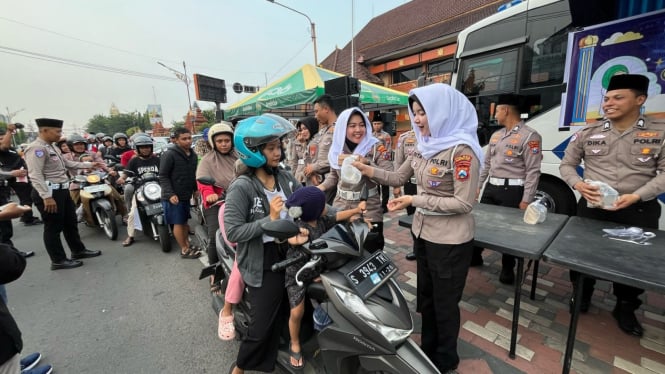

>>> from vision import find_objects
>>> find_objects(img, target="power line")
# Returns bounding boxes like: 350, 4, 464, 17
269, 39, 313, 81
0, 16, 269, 76
0, 45, 180, 82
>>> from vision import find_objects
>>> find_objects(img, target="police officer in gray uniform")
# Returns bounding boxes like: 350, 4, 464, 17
560, 74, 665, 337
473, 94, 542, 285
306, 95, 337, 203
394, 129, 418, 260
25, 118, 103, 270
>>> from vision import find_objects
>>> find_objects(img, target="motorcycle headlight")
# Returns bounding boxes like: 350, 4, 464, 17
86, 174, 101, 183
334, 287, 412, 344
143, 183, 162, 201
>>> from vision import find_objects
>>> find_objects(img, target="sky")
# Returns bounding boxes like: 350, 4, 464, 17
0, 0, 408, 134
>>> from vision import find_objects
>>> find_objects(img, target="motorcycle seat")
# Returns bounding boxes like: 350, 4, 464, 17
307, 282, 327, 301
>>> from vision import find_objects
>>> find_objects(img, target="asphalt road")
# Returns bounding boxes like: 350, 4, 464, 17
6, 217, 242, 373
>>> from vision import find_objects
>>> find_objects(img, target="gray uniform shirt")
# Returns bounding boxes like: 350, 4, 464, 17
394, 130, 417, 169
319, 142, 393, 223
560, 117, 665, 201
478, 122, 542, 202
25, 138, 92, 199
308, 124, 334, 178
372, 144, 480, 244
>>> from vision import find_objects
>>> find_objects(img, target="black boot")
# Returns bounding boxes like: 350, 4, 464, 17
470, 247, 483, 267
612, 300, 643, 337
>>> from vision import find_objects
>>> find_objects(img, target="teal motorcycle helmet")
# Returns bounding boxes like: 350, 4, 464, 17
234, 113, 296, 168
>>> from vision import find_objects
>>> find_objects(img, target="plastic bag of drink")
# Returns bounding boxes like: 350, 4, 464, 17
524, 199, 547, 224
340, 155, 362, 185
585, 179, 619, 209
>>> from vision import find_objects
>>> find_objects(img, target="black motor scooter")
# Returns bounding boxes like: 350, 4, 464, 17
201, 205, 441, 373
124, 170, 171, 252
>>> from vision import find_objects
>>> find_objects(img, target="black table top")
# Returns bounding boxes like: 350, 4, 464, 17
397, 203, 570, 259
543, 216, 665, 293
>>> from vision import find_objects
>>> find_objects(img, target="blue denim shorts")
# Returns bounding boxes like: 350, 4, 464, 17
162, 200, 191, 225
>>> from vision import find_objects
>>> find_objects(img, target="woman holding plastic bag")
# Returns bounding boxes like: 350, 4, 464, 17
352, 83, 483, 373
317, 107, 393, 252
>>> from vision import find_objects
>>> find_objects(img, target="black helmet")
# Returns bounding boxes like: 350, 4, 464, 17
68, 134, 87, 148
95, 132, 106, 142
102, 135, 113, 143
133, 134, 153, 148
113, 132, 128, 145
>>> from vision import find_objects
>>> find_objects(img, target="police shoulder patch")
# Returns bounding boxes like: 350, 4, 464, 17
34, 149, 45, 158
454, 154, 472, 181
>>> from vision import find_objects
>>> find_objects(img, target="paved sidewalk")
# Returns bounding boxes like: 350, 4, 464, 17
382, 211, 665, 374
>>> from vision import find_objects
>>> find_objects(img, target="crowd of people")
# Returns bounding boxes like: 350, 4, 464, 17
2, 73, 664, 374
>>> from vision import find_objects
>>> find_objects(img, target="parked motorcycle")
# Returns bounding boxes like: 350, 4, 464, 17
201, 210, 440, 373
74, 171, 120, 240
124, 170, 172, 252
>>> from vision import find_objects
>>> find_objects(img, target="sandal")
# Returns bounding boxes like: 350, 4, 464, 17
289, 342, 304, 369
180, 248, 201, 259
218, 312, 236, 341
210, 282, 223, 297
122, 237, 135, 247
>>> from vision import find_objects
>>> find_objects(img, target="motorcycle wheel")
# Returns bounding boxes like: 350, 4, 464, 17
99, 208, 118, 240
158, 225, 172, 252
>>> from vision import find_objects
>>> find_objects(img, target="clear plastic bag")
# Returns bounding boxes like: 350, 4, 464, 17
341, 155, 362, 185
585, 179, 619, 209
523, 199, 547, 224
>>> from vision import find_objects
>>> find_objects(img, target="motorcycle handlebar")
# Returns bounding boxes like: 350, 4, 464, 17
271, 252, 305, 272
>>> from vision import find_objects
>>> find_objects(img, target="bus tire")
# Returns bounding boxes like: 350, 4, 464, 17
536, 178, 576, 216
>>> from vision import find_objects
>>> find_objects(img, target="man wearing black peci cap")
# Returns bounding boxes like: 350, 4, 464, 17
472, 93, 543, 284
560, 74, 665, 337
24, 118, 105, 270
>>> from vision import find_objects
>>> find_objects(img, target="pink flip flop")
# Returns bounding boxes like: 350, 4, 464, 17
218, 312, 236, 341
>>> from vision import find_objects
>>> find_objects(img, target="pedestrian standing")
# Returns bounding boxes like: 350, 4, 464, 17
559, 74, 665, 337
159, 127, 200, 259
24, 118, 103, 270
393, 128, 418, 260
353, 83, 483, 373
472, 93, 542, 284
288, 117, 318, 185
0, 126, 42, 227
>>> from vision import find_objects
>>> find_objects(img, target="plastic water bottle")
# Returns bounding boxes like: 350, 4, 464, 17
16, 167, 28, 183
524, 199, 547, 224
341, 156, 362, 185
585, 180, 619, 209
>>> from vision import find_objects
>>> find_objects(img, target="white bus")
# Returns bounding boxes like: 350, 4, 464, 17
450, 0, 665, 227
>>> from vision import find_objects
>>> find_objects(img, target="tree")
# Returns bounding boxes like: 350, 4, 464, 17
85, 112, 150, 135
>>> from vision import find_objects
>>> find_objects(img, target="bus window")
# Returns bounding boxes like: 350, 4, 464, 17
521, 1, 571, 88
459, 49, 518, 96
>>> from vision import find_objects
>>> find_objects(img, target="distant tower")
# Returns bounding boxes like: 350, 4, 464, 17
184, 102, 207, 133
110, 103, 120, 117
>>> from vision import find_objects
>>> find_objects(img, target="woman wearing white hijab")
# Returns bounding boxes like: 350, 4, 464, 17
317, 107, 393, 251
353, 83, 482, 373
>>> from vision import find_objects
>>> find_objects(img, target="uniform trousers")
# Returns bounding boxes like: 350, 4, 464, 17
31, 189, 86, 263
380, 184, 389, 212
474, 183, 524, 269
236, 242, 289, 372
571, 198, 661, 306
8, 181, 37, 223
404, 181, 417, 252
415, 237, 473, 372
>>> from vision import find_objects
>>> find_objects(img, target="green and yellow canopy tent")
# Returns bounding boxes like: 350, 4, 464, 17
224, 64, 408, 119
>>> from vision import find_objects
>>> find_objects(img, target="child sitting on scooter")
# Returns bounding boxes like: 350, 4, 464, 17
284, 186, 366, 369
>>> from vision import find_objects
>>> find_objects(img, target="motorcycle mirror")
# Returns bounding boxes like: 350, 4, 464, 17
197, 176, 216, 186
261, 220, 301, 241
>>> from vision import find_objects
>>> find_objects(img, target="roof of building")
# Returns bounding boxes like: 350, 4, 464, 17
321, 0, 503, 80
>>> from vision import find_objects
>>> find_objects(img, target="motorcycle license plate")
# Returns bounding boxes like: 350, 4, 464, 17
145, 202, 162, 215
83, 185, 107, 193
346, 251, 397, 300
